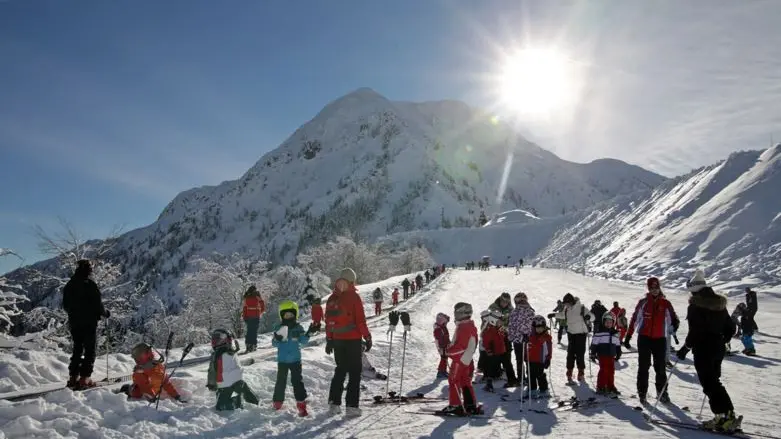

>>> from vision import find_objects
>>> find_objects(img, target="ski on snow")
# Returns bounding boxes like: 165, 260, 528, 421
366, 392, 447, 405
405, 407, 490, 418
645, 417, 779, 439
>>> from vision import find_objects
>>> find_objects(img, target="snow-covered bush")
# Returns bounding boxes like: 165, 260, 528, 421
0, 248, 28, 334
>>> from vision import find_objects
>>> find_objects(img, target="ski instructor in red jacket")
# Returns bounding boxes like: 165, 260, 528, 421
325, 268, 372, 416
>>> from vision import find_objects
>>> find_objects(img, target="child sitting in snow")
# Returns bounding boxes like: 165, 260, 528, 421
589, 313, 622, 396
206, 329, 260, 411
527, 315, 553, 399
271, 300, 315, 416
480, 310, 506, 393
120, 342, 183, 402
433, 312, 450, 378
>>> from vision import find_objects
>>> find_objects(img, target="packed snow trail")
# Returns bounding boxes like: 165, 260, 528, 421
1, 268, 779, 438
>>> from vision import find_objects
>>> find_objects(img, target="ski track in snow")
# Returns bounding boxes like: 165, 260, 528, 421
1, 268, 779, 438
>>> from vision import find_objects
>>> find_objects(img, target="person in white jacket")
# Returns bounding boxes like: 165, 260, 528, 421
561, 293, 594, 383
207, 329, 259, 411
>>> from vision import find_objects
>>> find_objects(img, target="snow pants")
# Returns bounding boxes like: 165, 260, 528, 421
448, 360, 477, 408
392, 296, 399, 306
482, 354, 501, 379
328, 339, 363, 407
244, 318, 259, 349
693, 343, 734, 414
500, 339, 518, 382
273, 361, 307, 402
597, 355, 615, 390
374, 302, 382, 316
216, 380, 259, 411
68, 321, 98, 378
513, 341, 527, 382
528, 362, 548, 391
438, 355, 448, 373
637, 335, 668, 396
566, 333, 587, 372
741, 334, 755, 351
403, 286, 409, 300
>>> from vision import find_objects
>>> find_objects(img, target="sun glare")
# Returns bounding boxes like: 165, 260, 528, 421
497, 47, 576, 116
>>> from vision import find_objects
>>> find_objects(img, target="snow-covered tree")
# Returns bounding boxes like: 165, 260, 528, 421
258, 265, 330, 332
0, 248, 28, 334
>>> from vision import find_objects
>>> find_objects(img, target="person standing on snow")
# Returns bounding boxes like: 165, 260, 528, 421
561, 293, 593, 384
611, 301, 628, 340
623, 277, 679, 404
439, 302, 482, 416
551, 300, 567, 344
433, 312, 451, 378
325, 268, 372, 417
676, 270, 742, 432
415, 273, 424, 290
590, 300, 608, 332
271, 300, 314, 416
372, 287, 384, 317
424, 270, 431, 284
391, 288, 400, 306
401, 278, 411, 300
489, 292, 519, 387
744, 287, 758, 332
63, 259, 110, 390
508, 292, 535, 386
241, 285, 265, 352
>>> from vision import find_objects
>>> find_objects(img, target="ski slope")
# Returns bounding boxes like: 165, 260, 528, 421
0, 268, 778, 438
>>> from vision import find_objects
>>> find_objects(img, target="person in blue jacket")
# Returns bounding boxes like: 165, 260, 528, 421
272, 300, 315, 416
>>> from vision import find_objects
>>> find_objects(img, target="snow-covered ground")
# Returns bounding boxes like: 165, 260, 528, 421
1, 268, 779, 438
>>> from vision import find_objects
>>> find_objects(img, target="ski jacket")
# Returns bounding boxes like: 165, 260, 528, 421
627, 294, 679, 340
132, 358, 180, 399
433, 323, 450, 355
207, 349, 243, 389
401, 279, 410, 288
372, 288, 383, 303
242, 295, 266, 319
527, 332, 553, 364
415, 275, 423, 284
311, 303, 323, 324
591, 303, 608, 332
325, 285, 371, 341
508, 304, 536, 343
271, 322, 310, 363
684, 287, 735, 349
446, 319, 478, 366
488, 299, 513, 329
62, 274, 107, 323
590, 328, 622, 358
610, 306, 627, 328
746, 290, 758, 317
480, 325, 506, 356
563, 300, 593, 335
740, 314, 755, 337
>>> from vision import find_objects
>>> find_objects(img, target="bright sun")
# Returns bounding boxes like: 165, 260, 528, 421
497, 48, 576, 116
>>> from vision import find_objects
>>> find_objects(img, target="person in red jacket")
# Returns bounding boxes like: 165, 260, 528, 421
624, 277, 679, 404
433, 312, 450, 378
527, 315, 553, 398
121, 343, 182, 402
611, 301, 628, 340
480, 310, 506, 393
392, 288, 400, 306
325, 268, 372, 417
310, 297, 324, 333
241, 285, 265, 352
438, 302, 483, 416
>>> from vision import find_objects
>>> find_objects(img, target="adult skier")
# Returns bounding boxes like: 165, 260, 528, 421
508, 292, 535, 385
325, 268, 372, 417
590, 300, 608, 332
372, 287, 383, 317
561, 293, 593, 383
744, 287, 758, 332
424, 270, 431, 284
676, 270, 742, 432
489, 292, 519, 387
623, 277, 679, 403
241, 285, 265, 352
415, 273, 424, 290
401, 278, 411, 300
63, 259, 110, 389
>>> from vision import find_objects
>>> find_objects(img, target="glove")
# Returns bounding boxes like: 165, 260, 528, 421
325, 340, 334, 355
623, 335, 632, 349
206, 384, 217, 392
388, 311, 400, 328
676, 346, 690, 360
364, 337, 372, 352
274, 333, 283, 342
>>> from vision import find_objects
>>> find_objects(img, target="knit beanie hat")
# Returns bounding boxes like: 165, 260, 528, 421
338, 268, 357, 284
687, 269, 708, 293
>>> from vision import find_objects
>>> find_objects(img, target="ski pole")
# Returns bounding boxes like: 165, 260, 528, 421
697, 394, 706, 420
398, 312, 411, 399
646, 357, 679, 422
152, 342, 193, 409
105, 318, 110, 383
525, 342, 531, 412
151, 332, 175, 409
386, 311, 400, 396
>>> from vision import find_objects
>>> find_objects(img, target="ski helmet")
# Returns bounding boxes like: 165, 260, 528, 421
514, 292, 528, 305
436, 312, 450, 326
131, 342, 153, 363
279, 300, 299, 320
602, 313, 616, 325
532, 315, 547, 328
453, 302, 473, 321
479, 309, 491, 321
487, 310, 502, 326
211, 329, 234, 349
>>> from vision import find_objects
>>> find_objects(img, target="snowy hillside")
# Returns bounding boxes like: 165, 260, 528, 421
536, 145, 781, 289
1, 268, 778, 438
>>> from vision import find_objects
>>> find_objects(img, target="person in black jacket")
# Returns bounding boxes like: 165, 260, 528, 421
677, 270, 741, 432
401, 278, 411, 300
63, 259, 110, 389
744, 287, 758, 332
590, 300, 608, 333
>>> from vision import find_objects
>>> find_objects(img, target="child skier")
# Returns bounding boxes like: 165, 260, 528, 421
207, 329, 260, 411
527, 315, 553, 399
740, 309, 756, 356
372, 287, 384, 316
310, 297, 324, 333
438, 302, 482, 416
480, 310, 506, 392
731, 302, 746, 338
475, 309, 491, 381
434, 312, 451, 378
392, 288, 400, 306
611, 302, 628, 341
271, 300, 313, 416
590, 313, 622, 396
121, 342, 183, 402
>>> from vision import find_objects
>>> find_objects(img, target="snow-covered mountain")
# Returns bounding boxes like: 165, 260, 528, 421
6, 88, 664, 308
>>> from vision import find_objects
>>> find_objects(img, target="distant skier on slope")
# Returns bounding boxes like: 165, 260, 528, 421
438, 302, 483, 416
744, 287, 759, 332
372, 288, 384, 316
241, 285, 265, 353
415, 273, 424, 290
433, 312, 450, 378
401, 278, 411, 300
561, 293, 593, 384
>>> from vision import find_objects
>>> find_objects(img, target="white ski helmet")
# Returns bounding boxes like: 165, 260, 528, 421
487, 310, 502, 326
531, 315, 547, 328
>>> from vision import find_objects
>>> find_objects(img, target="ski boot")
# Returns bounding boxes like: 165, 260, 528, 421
609, 387, 621, 397
566, 369, 576, 385
436, 405, 466, 416
577, 369, 586, 382
296, 401, 308, 417
77, 377, 96, 390
482, 380, 495, 393
638, 393, 648, 404
658, 392, 671, 404
345, 406, 362, 418
273, 401, 283, 410
327, 404, 341, 415
536, 390, 551, 399
466, 404, 484, 415
504, 379, 521, 388
665, 361, 674, 369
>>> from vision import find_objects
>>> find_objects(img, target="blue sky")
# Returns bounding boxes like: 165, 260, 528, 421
1, 0, 780, 273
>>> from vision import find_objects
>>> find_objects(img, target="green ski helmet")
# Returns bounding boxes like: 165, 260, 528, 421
279, 300, 299, 320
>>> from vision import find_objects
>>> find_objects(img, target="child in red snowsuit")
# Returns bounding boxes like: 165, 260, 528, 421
611, 302, 627, 340
434, 312, 450, 378
392, 288, 400, 306
439, 302, 482, 416
527, 315, 553, 398
311, 297, 324, 332
123, 343, 182, 401
590, 313, 622, 396
480, 310, 506, 393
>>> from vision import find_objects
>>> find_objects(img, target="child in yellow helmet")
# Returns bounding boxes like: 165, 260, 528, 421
272, 300, 315, 416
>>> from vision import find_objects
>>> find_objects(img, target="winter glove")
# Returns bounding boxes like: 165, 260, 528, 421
388, 311, 400, 328
400, 311, 411, 331
364, 337, 372, 352
623, 335, 632, 349
676, 346, 690, 360
274, 333, 284, 342
325, 340, 334, 355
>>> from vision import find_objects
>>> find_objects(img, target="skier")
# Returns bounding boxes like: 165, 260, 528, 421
551, 300, 567, 344
310, 297, 324, 333
206, 329, 259, 411
372, 287, 384, 317
325, 268, 372, 417
410, 279, 417, 296
480, 310, 505, 392
590, 313, 622, 396
303, 277, 316, 306
439, 302, 482, 416
271, 300, 314, 416
611, 301, 628, 340
508, 292, 535, 386
730, 303, 746, 338
360, 342, 388, 380
739, 307, 757, 356
241, 285, 265, 352
527, 315, 552, 399
401, 278, 411, 300
519, 258, 524, 268
476, 309, 491, 381
623, 277, 679, 403
489, 292, 519, 387
415, 273, 424, 290
676, 270, 742, 432
121, 342, 183, 402
433, 312, 450, 378
745, 287, 759, 332
391, 288, 400, 306
590, 300, 608, 332
63, 259, 110, 390
561, 293, 593, 384
424, 270, 431, 284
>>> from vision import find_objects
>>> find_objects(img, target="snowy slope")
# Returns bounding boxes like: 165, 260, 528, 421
1, 268, 778, 438
536, 145, 781, 289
